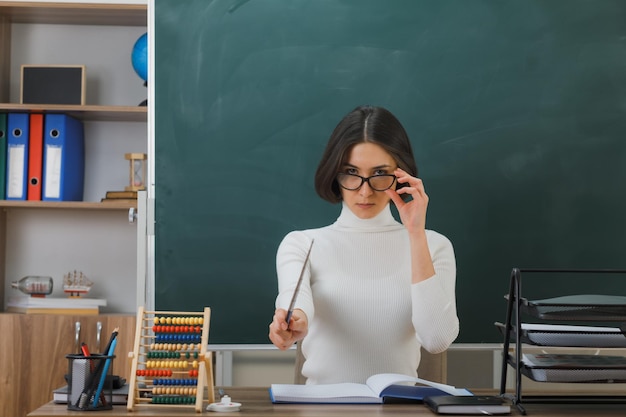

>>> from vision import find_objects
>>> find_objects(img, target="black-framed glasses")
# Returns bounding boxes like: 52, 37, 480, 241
336, 173, 397, 191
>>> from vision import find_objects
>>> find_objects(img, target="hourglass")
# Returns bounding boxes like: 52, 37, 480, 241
125, 153, 147, 191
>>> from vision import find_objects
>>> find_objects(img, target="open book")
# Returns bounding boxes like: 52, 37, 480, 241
270, 373, 472, 404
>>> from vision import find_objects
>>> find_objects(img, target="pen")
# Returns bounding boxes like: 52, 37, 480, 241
76, 328, 119, 409
80, 343, 94, 372
285, 239, 314, 329
91, 337, 118, 408
101, 327, 119, 357
80, 342, 107, 405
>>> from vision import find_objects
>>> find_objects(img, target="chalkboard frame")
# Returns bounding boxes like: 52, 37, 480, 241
154, 0, 626, 345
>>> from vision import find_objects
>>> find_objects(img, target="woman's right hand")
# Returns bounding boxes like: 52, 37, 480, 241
269, 308, 308, 350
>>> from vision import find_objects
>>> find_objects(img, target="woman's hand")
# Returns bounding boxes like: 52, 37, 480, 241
385, 168, 429, 234
268, 308, 308, 350
385, 168, 435, 283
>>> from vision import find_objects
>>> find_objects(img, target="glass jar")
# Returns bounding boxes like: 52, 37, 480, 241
11, 276, 53, 296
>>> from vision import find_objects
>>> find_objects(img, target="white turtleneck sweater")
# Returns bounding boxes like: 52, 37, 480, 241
275, 202, 459, 385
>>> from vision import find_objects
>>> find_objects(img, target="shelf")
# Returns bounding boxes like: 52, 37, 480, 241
0, 4, 145, 415
0, 2, 147, 26
0, 103, 147, 122
0, 200, 137, 210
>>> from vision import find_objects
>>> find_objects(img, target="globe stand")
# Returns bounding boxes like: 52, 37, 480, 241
139, 81, 147, 107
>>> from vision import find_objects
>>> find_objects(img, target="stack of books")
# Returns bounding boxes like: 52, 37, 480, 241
100, 190, 137, 204
7, 296, 107, 315
53, 382, 129, 405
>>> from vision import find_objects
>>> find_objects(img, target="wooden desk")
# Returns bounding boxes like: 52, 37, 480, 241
28, 387, 626, 416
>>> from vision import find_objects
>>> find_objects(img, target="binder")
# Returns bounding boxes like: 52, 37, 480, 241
27, 113, 44, 201
6, 113, 30, 200
42, 114, 85, 201
0, 113, 7, 199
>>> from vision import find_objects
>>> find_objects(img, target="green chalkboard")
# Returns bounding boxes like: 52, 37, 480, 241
154, 0, 626, 344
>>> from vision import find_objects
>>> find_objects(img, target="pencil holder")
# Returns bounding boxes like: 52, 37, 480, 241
66, 353, 115, 411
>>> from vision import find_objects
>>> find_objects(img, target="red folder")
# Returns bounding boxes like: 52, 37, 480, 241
27, 113, 44, 200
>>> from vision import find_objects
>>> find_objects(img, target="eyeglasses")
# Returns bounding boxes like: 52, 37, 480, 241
336, 173, 397, 191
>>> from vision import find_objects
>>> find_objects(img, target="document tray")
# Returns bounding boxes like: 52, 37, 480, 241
494, 322, 626, 348
521, 295, 626, 321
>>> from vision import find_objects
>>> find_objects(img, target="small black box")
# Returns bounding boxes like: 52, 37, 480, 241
21, 65, 86, 105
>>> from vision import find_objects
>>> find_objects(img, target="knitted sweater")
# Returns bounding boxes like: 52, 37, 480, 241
275, 202, 459, 384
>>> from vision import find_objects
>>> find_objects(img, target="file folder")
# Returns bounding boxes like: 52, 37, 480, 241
27, 113, 44, 201
6, 113, 30, 200
0, 113, 7, 199
42, 114, 85, 201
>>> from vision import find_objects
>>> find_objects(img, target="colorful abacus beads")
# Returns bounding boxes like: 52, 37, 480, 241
151, 395, 197, 404
151, 316, 203, 344
153, 334, 202, 343
153, 378, 197, 386
144, 360, 194, 369
153, 316, 203, 325
146, 351, 181, 359
134, 313, 208, 409
151, 387, 198, 395
149, 343, 201, 351
136, 369, 173, 377
151, 325, 203, 333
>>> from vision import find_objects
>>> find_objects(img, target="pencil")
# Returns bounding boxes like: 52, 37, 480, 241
91, 337, 118, 408
76, 328, 119, 409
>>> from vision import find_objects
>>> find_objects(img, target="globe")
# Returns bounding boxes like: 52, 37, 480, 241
131, 32, 148, 82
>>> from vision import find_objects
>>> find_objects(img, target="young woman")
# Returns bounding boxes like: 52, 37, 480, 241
268, 105, 459, 384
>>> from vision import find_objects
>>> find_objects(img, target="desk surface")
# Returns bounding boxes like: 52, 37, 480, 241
28, 387, 626, 416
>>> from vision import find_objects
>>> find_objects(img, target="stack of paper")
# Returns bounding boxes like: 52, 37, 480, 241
522, 353, 626, 382
519, 323, 626, 348
53, 383, 129, 405
7, 296, 106, 315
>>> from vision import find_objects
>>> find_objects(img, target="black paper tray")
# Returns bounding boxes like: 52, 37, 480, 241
510, 353, 626, 383
521, 295, 626, 321
495, 322, 626, 347
519, 365, 626, 383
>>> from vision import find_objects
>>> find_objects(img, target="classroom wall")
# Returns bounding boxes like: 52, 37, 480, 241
227, 346, 626, 392
228, 346, 496, 388
9, 23, 146, 106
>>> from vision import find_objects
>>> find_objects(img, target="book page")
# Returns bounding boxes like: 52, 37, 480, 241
269, 382, 381, 403
366, 373, 469, 396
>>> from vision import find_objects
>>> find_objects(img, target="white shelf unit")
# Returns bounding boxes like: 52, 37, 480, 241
0, 1, 148, 313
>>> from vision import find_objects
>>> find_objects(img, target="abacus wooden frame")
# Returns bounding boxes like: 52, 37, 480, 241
126, 307, 215, 412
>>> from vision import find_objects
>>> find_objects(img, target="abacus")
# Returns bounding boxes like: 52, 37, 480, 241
127, 307, 215, 412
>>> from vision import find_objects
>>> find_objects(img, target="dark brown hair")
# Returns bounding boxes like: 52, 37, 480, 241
314, 105, 418, 203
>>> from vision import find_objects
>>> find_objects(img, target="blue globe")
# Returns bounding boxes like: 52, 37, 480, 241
132, 32, 148, 82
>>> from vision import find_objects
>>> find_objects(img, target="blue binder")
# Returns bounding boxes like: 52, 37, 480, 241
42, 114, 85, 201
6, 113, 30, 200
0, 113, 7, 199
